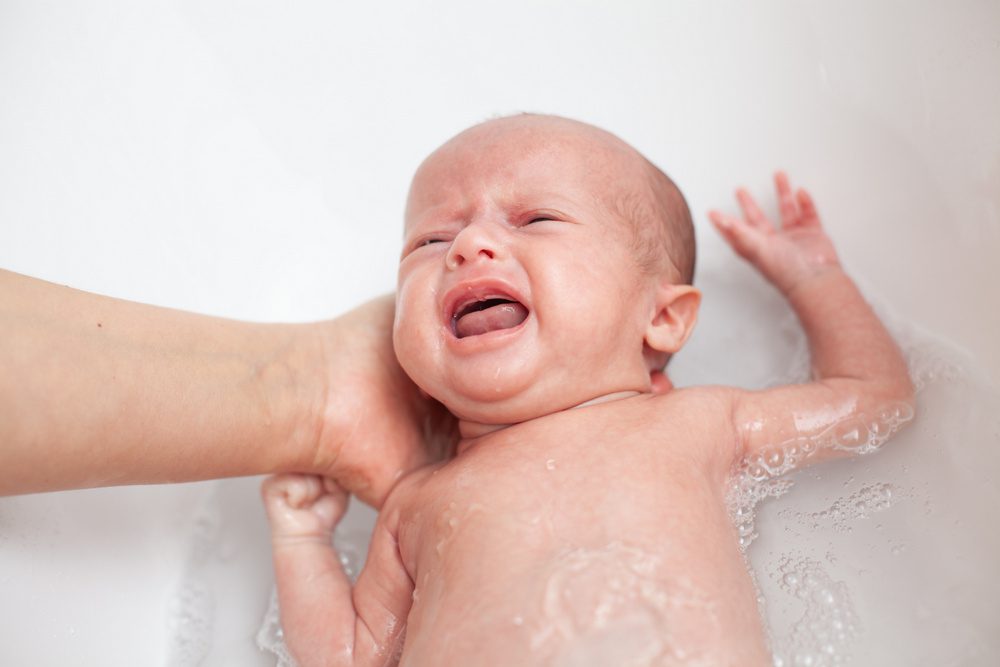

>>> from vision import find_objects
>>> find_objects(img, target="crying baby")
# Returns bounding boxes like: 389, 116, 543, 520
260, 113, 915, 666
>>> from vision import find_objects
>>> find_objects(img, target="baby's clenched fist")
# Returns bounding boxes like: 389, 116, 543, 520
261, 474, 349, 545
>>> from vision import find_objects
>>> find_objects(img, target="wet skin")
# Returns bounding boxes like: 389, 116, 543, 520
390, 389, 770, 665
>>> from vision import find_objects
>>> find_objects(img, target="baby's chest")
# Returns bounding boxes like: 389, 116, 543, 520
402, 436, 727, 561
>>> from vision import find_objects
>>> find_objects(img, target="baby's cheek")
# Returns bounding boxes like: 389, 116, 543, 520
393, 313, 442, 402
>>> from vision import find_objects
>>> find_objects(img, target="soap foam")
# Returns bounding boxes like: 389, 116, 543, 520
726, 307, 996, 666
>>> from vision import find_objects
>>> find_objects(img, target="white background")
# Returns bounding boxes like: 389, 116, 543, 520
1, 1, 998, 664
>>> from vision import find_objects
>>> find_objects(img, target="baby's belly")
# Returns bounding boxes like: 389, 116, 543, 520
397, 489, 771, 666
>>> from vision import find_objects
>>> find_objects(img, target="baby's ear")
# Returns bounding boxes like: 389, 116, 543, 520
644, 282, 701, 356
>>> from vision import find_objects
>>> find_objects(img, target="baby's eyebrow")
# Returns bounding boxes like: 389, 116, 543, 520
502, 191, 584, 213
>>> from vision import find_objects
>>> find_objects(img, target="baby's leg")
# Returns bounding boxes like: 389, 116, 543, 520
262, 474, 355, 666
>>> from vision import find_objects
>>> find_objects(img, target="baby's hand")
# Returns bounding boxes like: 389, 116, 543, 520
709, 172, 840, 295
261, 474, 349, 544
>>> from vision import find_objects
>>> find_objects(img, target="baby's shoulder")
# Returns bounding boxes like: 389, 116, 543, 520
643, 384, 738, 421
629, 385, 741, 457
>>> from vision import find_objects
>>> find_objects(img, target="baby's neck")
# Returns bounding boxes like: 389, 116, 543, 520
456, 390, 642, 454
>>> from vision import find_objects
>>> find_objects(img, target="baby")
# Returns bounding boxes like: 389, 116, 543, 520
261, 114, 914, 666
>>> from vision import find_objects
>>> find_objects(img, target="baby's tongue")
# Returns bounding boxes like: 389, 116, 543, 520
456, 301, 528, 338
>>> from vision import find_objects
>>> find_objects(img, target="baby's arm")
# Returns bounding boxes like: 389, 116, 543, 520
262, 475, 413, 666
709, 173, 915, 477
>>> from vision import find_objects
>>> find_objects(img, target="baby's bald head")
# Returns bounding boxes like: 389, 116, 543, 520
447, 113, 696, 284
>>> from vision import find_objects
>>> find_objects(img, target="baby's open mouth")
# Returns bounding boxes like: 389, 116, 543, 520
452, 297, 529, 339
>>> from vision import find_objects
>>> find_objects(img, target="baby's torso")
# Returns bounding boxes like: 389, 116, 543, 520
391, 390, 771, 666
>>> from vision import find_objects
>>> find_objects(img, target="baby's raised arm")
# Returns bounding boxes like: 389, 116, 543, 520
262, 475, 413, 666
709, 173, 915, 478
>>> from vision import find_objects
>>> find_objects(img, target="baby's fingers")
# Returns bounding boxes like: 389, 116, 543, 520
735, 188, 774, 233
709, 210, 766, 263
261, 474, 349, 538
796, 188, 821, 227
774, 171, 799, 228
262, 474, 323, 509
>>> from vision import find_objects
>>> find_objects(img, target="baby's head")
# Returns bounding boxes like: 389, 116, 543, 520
393, 114, 700, 427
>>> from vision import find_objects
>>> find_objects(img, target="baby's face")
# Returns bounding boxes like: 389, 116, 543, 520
393, 117, 659, 424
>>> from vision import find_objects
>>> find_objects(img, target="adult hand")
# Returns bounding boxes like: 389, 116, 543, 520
308, 295, 457, 507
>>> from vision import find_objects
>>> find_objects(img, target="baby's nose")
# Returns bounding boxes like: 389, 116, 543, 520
447, 247, 495, 268
446, 227, 499, 269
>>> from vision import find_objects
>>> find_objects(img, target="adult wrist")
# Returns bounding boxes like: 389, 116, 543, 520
262, 320, 332, 475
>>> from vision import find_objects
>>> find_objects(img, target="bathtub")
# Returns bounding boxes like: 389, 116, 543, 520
1, 2, 998, 665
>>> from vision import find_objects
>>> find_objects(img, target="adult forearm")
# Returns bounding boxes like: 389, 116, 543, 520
0, 269, 322, 494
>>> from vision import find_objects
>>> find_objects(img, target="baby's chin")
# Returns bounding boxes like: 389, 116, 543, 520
423, 362, 654, 427
432, 378, 626, 429
433, 386, 566, 427
438, 397, 535, 427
